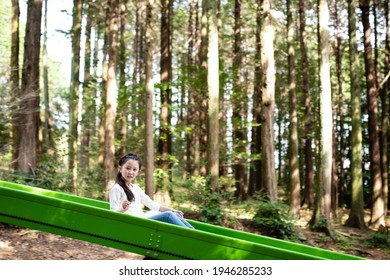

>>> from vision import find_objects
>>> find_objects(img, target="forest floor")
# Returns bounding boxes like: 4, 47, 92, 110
0, 209, 389, 260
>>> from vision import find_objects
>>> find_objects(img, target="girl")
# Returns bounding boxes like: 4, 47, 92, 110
109, 153, 194, 229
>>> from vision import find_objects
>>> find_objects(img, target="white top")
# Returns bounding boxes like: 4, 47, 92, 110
109, 183, 161, 218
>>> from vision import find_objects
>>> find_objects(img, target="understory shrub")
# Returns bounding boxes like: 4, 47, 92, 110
366, 228, 390, 249
253, 200, 299, 240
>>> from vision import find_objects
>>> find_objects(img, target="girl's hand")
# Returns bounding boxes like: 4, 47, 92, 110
122, 200, 130, 210
172, 209, 184, 217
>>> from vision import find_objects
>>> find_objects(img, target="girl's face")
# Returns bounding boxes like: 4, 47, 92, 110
119, 159, 140, 185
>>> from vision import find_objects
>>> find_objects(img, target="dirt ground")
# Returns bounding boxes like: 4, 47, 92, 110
232, 209, 390, 260
1, 209, 389, 260
0, 224, 144, 260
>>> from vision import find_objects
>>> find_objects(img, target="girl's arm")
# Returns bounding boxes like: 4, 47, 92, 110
159, 205, 184, 217
137, 186, 184, 217
109, 186, 127, 213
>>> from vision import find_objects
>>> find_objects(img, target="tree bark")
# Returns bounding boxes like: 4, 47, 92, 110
81, 2, 93, 168
42, 0, 51, 155
118, 0, 128, 156
345, 0, 366, 230
260, 0, 277, 203
207, 0, 220, 191
360, 0, 385, 229
199, 0, 208, 177
10, 0, 20, 171
144, 0, 155, 198
185, 0, 200, 176
382, 0, 389, 216
68, 0, 83, 193
232, 0, 247, 200
158, 0, 173, 194
311, 0, 333, 234
248, 0, 263, 196
18, 0, 43, 173
287, 0, 301, 217
104, 0, 119, 197
299, 0, 314, 209
98, 4, 110, 169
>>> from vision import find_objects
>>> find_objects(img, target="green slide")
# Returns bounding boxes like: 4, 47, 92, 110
0, 181, 364, 260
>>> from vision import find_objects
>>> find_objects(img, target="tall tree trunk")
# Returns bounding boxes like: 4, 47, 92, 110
249, 0, 263, 196
186, 0, 199, 175
10, 0, 20, 171
131, 0, 141, 129
104, 0, 119, 197
232, 0, 246, 200
345, 0, 366, 230
118, 0, 128, 156
207, 0, 219, 191
98, 4, 110, 168
287, 0, 301, 217
199, 0, 208, 177
299, 0, 314, 209
382, 0, 389, 216
91, 24, 100, 142
311, 0, 333, 234
331, 0, 344, 216
18, 0, 43, 173
144, 0, 155, 198
81, 2, 93, 168
335, 1, 345, 209
360, 0, 385, 229
69, 0, 83, 193
42, 0, 51, 154
261, 0, 277, 202
158, 0, 173, 195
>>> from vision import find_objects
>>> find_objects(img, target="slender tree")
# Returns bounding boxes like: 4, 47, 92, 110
207, 0, 219, 191
104, 0, 119, 196
199, 0, 208, 177
331, 0, 344, 215
185, 0, 200, 176
345, 0, 366, 229
69, 0, 83, 193
287, 0, 301, 217
144, 0, 155, 197
130, 0, 144, 129
118, 0, 128, 156
81, 2, 93, 168
360, 0, 385, 229
311, 0, 333, 234
261, 0, 277, 202
382, 0, 389, 216
232, 0, 246, 200
248, 0, 263, 196
158, 0, 173, 193
42, 0, 51, 154
18, 0, 43, 173
98, 4, 110, 168
10, 0, 20, 170
299, 0, 314, 209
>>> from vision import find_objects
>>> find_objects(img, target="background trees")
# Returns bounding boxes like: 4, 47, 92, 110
0, 0, 389, 232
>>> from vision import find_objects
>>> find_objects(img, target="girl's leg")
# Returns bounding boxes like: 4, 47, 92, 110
149, 212, 195, 229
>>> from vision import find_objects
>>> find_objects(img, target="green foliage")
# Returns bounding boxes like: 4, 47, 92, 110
198, 191, 225, 226
1, 147, 106, 200
311, 216, 329, 232
253, 199, 298, 240
366, 230, 390, 249
182, 176, 225, 225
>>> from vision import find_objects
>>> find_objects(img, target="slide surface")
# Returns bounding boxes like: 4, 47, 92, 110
0, 181, 364, 260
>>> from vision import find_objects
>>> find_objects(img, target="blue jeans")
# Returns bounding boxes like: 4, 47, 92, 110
149, 211, 195, 229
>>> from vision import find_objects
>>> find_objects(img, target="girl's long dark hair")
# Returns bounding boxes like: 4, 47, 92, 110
116, 153, 142, 202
